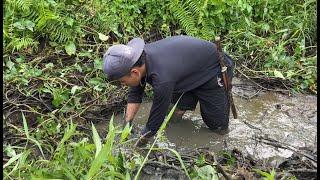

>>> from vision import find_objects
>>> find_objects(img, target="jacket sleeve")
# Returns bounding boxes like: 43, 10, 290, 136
127, 84, 145, 103
141, 81, 175, 137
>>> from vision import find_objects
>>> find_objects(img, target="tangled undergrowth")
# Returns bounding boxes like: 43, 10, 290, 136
3, 0, 317, 179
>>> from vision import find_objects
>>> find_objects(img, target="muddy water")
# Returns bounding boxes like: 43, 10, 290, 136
97, 78, 317, 164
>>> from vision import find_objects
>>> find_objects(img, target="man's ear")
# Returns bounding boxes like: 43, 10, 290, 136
130, 68, 140, 76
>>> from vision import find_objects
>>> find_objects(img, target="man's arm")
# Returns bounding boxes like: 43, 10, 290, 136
125, 103, 140, 122
126, 83, 145, 124
142, 82, 175, 137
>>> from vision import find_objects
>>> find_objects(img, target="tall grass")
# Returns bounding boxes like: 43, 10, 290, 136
134, 95, 191, 179
4, 100, 219, 179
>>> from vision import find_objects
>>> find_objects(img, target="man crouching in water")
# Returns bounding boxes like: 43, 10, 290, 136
102, 35, 234, 147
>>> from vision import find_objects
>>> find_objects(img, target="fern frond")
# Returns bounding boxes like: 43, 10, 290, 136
184, 0, 201, 15
7, 37, 38, 52
169, 0, 198, 35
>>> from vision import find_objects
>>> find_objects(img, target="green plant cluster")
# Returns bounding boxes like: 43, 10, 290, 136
4, 115, 140, 179
4, 109, 222, 179
4, 0, 317, 92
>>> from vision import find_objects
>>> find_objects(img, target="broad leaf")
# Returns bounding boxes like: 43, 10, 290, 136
98, 33, 109, 41
274, 69, 285, 79
65, 41, 76, 55
91, 123, 102, 158
71, 85, 82, 95
87, 115, 116, 179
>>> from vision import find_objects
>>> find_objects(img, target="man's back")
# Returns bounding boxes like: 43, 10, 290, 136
144, 35, 221, 92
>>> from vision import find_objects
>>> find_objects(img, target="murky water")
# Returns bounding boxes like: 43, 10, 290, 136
97, 78, 317, 164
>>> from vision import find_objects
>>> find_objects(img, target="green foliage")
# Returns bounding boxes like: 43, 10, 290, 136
253, 168, 276, 180
134, 94, 191, 180
3, 118, 133, 179
4, 0, 317, 92
192, 165, 219, 180
220, 151, 236, 166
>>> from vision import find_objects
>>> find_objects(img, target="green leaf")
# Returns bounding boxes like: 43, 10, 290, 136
16, 56, 25, 63
25, 20, 35, 32
253, 168, 276, 180
13, 21, 25, 30
120, 123, 132, 143
66, 17, 74, 26
52, 94, 64, 107
245, 17, 251, 26
52, 89, 69, 108
3, 153, 23, 169
6, 60, 15, 70
91, 123, 102, 158
56, 120, 77, 152
87, 115, 116, 179
286, 70, 295, 79
45, 63, 54, 69
4, 145, 16, 157
274, 69, 285, 79
71, 85, 82, 95
65, 41, 76, 55
194, 165, 219, 180
98, 33, 109, 41
94, 58, 103, 70
22, 112, 30, 139
34, 69, 42, 76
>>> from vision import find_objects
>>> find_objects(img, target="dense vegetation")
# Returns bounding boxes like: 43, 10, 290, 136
3, 0, 317, 179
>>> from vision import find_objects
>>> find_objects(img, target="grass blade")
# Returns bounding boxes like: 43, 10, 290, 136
56, 120, 77, 152
21, 112, 30, 139
134, 94, 186, 180
22, 112, 45, 158
3, 153, 23, 169
87, 114, 116, 179
120, 122, 132, 143
29, 138, 45, 158
91, 122, 102, 158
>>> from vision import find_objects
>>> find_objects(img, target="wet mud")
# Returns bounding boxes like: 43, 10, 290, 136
96, 77, 317, 179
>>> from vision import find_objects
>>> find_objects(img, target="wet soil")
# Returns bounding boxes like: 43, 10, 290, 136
96, 77, 317, 179
98, 78, 317, 156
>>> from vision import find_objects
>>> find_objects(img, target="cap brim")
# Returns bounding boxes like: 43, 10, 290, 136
127, 38, 145, 64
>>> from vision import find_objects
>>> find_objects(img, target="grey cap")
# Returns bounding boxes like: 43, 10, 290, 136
103, 38, 145, 80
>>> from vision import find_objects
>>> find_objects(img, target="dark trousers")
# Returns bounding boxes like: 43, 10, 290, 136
171, 75, 230, 130
171, 54, 234, 131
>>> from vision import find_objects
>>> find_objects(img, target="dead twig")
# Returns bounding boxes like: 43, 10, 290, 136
235, 68, 290, 94
243, 121, 262, 133
254, 135, 317, 167
288, 168, 317, 173
209, 151, 232, 180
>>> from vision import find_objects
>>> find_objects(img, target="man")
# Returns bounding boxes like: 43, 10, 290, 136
103, 35, 234, 146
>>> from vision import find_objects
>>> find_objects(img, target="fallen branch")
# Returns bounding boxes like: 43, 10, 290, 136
254, 135, 317, 168
235, 68, 290, 94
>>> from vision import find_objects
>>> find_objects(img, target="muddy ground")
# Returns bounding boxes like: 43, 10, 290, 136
3, 75, 317, 179
96, 77, 317, 179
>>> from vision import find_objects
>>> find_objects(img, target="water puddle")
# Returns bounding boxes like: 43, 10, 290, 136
96, 78, 317, 163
